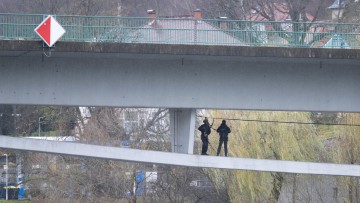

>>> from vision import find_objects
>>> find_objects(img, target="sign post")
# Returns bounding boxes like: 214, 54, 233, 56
34, 15, 66, 47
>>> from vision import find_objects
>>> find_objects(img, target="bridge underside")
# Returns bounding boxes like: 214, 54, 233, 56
0, 40, 359, 112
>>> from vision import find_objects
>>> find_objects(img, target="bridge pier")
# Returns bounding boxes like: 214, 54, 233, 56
169, 108, 196, 154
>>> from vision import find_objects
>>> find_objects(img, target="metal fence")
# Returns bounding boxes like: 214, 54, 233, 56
1, 13, 359, 48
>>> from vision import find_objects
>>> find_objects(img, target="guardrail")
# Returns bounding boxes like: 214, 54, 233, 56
1, 13, 359, 48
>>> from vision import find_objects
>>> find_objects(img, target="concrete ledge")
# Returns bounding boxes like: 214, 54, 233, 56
1, 135, 359, 177
1, 40, 360, 59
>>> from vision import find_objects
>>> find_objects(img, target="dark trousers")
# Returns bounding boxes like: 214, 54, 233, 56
201, 137, 209, 155
217, 140, 228, 156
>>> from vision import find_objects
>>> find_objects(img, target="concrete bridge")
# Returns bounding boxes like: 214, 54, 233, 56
1, 40, 359, 111
1, 39, 360, 176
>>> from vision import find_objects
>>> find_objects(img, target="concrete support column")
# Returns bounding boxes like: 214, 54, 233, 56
169, 108, 196, 154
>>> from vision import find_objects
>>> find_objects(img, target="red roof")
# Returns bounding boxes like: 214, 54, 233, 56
247, 3, 314, 22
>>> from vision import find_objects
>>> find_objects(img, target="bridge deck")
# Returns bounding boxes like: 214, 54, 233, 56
1, 40, 360, 112
1, 135, 359, 177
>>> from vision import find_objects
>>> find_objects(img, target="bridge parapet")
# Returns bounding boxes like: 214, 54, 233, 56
1, 13, 360, 48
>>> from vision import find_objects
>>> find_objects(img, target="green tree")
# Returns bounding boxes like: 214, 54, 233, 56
331, 113, 360, 202
204, 110, 326, 202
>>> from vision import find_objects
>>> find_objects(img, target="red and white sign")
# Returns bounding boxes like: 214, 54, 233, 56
34, 15, 66, 47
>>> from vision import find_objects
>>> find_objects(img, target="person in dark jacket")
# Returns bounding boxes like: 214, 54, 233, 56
216, 120, 231, 156
198, 118, 211, 155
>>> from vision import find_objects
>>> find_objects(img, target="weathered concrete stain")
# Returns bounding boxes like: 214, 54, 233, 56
1, 40, 360, 59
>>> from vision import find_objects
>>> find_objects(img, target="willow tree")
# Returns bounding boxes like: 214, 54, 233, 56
331, 113, 360, 202
203, 110, 326, 202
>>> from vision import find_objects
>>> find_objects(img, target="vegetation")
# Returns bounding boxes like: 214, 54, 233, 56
0, 0, 359, 23
331, 113, 360, 202
203, 110, 325, 202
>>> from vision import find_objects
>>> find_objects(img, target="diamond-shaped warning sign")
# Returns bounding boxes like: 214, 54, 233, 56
34, 15, 66, 47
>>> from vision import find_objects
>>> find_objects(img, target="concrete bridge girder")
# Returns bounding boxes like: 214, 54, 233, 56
1, 135, 360, 177
0, 40, 359, 112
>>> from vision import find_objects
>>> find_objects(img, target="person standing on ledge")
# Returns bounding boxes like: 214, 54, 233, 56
198, 117, 212, 155
216, 120, 231, 157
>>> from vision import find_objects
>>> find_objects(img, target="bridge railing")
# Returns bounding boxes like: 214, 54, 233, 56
1, 13, 359, 48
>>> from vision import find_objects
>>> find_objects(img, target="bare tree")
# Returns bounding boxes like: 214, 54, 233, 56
340, 0, 360, 22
